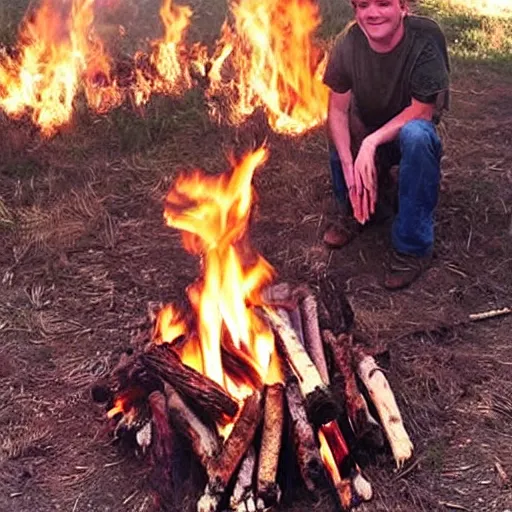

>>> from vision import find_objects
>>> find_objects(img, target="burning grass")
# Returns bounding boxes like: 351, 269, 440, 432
0, 1, 511, 512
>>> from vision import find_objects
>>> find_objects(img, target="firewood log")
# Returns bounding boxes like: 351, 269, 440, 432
141, 344, 239, 423
229, 446, 258, 511
293, 292, 373, 508
198, 393, 263, 512
257, 383, 284, 506
147, 390, 176, 505
284, 375, 327, 494
353, 348, 413, 468
323, 331, 383, 447
259, 305, 338, 427
164, 384, 221, 468
298, 289, 330, 384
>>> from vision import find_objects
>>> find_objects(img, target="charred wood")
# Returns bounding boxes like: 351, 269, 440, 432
142, 344, 239, 423
164, 384, 221, 468
198, 393, 263, 512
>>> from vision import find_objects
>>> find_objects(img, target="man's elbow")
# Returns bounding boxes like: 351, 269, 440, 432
410, 100, 435, 121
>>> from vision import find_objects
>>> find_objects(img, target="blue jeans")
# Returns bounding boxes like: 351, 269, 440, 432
329, 119, 442, 257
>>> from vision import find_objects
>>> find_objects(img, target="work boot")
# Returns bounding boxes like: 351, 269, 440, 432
383, 250, 433, 290
323, 218, 363, 249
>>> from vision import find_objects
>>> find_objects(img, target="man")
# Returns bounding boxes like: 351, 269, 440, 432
323, 0, 450, 290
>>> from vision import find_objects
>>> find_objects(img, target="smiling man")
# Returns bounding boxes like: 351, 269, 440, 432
323, 0, 450, 289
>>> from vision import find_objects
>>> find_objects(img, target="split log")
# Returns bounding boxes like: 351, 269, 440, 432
285, 375, 326, 494
295, 292, 372, 507
299, 290, 329, 384
147, 391, 176, 504
198, 393, 264, 512
164, 384, 221, 468
257, 383, 284, 506
141, 344, 239, 423
229, 447, 260, 512
353, 349, 413, 468
323, 331, 383, 447
260, 305, 338, 427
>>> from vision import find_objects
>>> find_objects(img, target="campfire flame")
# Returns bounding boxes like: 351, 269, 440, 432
206, 0, 329, 135
156, 146, 276, 399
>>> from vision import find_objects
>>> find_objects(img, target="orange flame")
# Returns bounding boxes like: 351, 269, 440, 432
318, 421, 353, 507
133, 0, 194, 106
76, 1, 123, 114
318, 428, 343, 487
0, 0, 121, 135
159, 147, 276, 398
206, 0, 329, 135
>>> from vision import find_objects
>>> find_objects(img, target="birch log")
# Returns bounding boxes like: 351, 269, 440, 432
354, 351, 413, 468
260, 305, 338, 427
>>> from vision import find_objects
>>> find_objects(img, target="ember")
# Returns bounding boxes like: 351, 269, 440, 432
93, 149, 414, 511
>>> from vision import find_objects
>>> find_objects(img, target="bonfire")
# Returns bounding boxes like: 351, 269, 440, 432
92, 147, 413, 512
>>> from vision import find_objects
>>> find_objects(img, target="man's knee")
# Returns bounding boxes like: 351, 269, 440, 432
399, 119, 441, 154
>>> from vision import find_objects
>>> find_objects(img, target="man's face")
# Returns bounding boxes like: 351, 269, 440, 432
352, 0, 406, 46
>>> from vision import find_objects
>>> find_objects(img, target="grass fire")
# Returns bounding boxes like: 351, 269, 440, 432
0, 1, 511, 512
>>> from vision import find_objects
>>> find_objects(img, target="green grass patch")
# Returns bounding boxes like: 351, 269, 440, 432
419, 0, 512, 65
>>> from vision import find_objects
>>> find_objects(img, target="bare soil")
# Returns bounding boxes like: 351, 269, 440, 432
1, 3, 512, 512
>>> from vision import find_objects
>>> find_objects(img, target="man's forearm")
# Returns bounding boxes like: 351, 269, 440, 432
365, 101, 434, 149
328, 106, 353, 169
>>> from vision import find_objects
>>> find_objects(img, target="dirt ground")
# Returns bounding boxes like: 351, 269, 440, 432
1, 3, 512, 512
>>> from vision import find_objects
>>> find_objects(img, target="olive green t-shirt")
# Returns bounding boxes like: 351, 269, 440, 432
323, 15, 450, 129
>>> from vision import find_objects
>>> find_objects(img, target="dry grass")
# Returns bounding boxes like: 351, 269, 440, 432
0, 1, 511, 512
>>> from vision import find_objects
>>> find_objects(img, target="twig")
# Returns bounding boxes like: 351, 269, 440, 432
469, 307, 511, 322
123, 490, 139, 505
392, 457, 422, 481
495, 461, 509, 485
439, 502, 470, 511
72, 494, 81, 512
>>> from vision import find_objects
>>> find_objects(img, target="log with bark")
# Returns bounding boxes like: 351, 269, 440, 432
284, 373, 327, 494
353, 347, 414, 468
257, 383, 284, 507
260, 305, 339, 427
198, 392, 264, 512
141, 344, 239, 424
298, 289, 330, 384
323, 331, 383, 448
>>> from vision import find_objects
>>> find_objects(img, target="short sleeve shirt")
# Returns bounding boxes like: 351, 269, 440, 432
323, 16, 450, 129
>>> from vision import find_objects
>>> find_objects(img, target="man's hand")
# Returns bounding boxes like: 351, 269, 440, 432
352, 137, 378, 224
